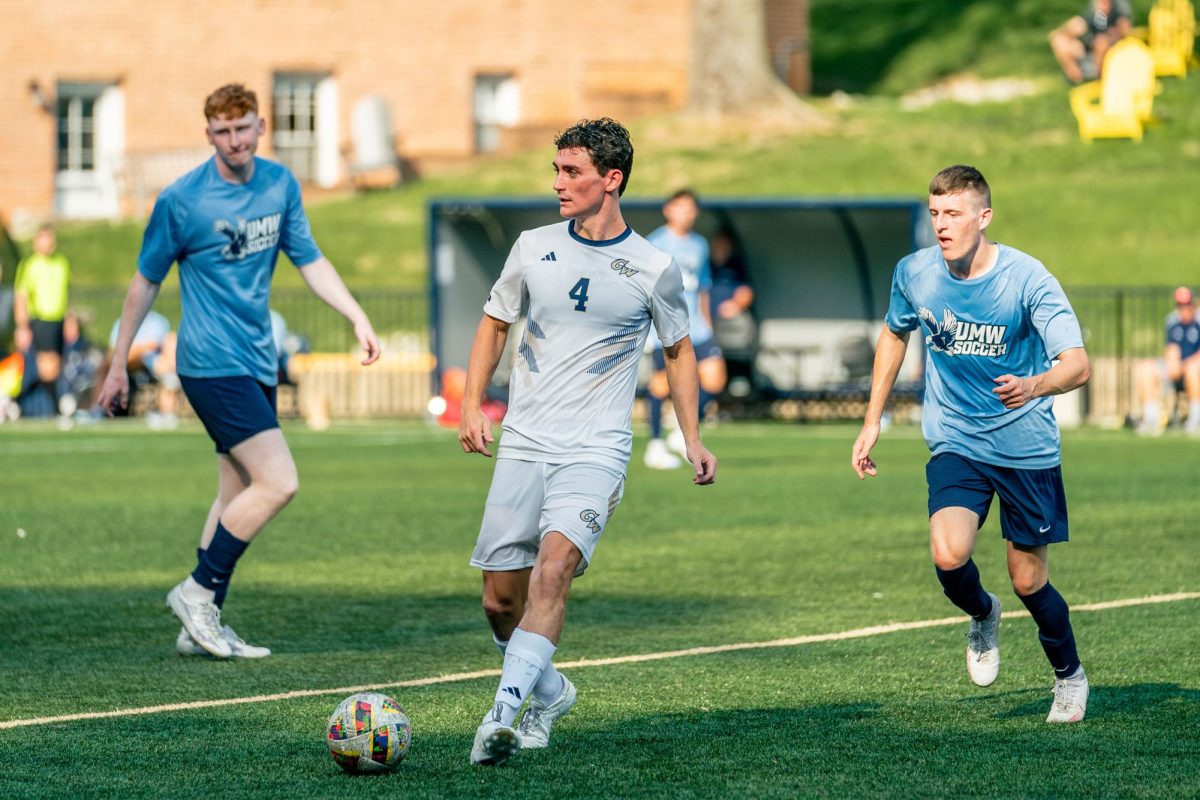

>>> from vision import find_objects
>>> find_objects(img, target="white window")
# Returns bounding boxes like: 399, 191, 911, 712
272, 72, 337, 187
474, 74, 520, 154
55, 81, 123, 218
56, 83, 101, 172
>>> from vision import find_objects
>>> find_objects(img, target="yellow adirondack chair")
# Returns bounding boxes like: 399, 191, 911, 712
1149, 2, 1190, 76
1070, 38, 1157, 141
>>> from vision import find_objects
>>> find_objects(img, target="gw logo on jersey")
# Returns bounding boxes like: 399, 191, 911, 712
579, 509, 602, 534
610, 259, 638, 278
213, 213, 282, 260
918, 306, 1008, 357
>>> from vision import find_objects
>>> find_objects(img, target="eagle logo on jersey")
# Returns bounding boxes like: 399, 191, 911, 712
214, 214, 282, 260
214, 218, 249, 259
918, 306, 959, 354
610, 259, 638, 278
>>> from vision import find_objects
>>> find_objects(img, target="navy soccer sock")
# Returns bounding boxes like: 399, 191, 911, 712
197, 547, 229, 608
698, 388, 715, 422
192, 522, 249, 602
935, 559, 993, 620
648, 394, 664, 439
1017, 582, 1081, 678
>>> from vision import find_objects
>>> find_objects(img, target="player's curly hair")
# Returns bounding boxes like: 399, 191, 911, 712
929, 165, 991, 209
204, 83, 258, 121
554, 118, 634, 196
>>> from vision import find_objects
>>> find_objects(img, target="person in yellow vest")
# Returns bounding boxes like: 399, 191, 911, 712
14, 224, 71, 414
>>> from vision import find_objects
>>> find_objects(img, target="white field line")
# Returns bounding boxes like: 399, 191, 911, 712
2, 591, 1196, 731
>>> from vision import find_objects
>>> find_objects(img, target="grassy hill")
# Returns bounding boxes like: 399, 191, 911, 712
45, 0, 1198, 292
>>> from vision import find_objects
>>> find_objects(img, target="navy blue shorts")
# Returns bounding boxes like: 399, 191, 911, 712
180, 375, 278, 454
652, 337, 723, 371
926, 452, 1069, 546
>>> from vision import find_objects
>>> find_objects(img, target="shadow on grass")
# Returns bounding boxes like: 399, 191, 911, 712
989, 681, 1200, 721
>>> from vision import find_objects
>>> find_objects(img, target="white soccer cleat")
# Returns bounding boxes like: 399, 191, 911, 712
470, 716, 521, 766
517, 675, 577, 749
1135, 417, 1164, 437
965, 592, 1001, 687
176, 625, 271, 658
644, 438, 682, 470
1046, 667, 1089, 723
166, 580, 232, 658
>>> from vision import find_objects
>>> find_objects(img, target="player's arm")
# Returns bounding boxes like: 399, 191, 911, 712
993, 347, 1090, 410
297, 257, 380, 365
662, 336, 717, 485
12, 260, 30, 333
96, 273, 162, 414
852, 326, 910, 480
459, 314, 510, 457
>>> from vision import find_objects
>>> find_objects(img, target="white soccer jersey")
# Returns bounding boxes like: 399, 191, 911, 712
483, 219, 690, 470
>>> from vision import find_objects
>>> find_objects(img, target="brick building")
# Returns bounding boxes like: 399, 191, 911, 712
0, 1, 808, 223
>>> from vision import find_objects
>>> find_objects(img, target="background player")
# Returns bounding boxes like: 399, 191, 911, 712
852, 165, 1092, 723
97, 84, 380, 658
644, 189, 727, 469
459, 118, 717, 765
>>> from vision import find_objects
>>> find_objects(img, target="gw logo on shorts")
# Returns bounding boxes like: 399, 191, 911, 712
579, 509, 602, 534
610, 259, 639, 278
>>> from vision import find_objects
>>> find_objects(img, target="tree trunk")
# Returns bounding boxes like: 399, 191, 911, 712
688, 0, 818, 121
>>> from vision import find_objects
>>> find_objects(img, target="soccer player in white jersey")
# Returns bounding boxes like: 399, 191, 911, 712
459, 118, 718, 765
852, 166, 1092, 723
98, 84, 380, 658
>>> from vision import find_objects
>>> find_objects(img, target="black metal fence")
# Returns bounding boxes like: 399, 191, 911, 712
68, 286, 428, 355
1068, 285, 1178, 359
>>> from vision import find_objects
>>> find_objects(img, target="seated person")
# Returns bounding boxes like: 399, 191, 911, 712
1050, 0, 1133, 84
57, 309, 103, 416
1136, 286, 1200, 436
270, 308, 309, 385
708, 226, 757, 398
90, 310, 180, 426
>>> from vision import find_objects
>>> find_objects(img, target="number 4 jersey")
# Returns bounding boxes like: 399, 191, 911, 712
483, 219, 690, 471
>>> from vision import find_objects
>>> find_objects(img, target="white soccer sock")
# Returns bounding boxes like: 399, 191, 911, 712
1142, 402, 1159, 426
496, 633, 562, 704
487, 628, 555, 726
532, 662, 565, 705
1188, 401, 1200, 426
181, 575, 216, 603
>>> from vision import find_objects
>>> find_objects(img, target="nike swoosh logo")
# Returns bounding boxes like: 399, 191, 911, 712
211, 579, 226, 584
1038, 524, 1052, 534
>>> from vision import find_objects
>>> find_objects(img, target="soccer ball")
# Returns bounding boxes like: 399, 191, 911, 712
325, 692, 412, 773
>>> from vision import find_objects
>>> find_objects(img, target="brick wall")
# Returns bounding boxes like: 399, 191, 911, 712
0, 0, 693, 220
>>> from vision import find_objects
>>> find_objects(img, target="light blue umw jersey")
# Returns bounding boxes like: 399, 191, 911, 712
138, 157, 322, 385
647, 226, 713, 344
886, 244, 1084, 469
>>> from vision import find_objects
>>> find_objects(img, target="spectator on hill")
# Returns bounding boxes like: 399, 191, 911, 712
1050, 0, 1134, 84
13, 223, 71, 416
1135, 286, 1200, 436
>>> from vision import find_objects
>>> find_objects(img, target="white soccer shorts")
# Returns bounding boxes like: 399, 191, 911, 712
470, 458, 625, 576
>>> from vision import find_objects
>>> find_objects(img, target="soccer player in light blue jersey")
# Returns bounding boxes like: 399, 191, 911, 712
458, 119, 718, 766
97, 84, 380, 659
852, 166, 1092, 723
644, 189, 727, 470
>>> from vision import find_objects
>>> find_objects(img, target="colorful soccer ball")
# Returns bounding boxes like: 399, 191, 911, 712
325, 692, 412, 773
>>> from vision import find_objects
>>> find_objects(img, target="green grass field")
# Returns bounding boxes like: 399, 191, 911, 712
1, 422, 1197, 798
